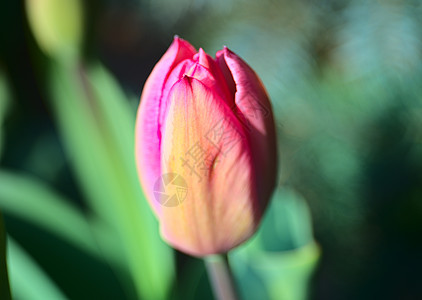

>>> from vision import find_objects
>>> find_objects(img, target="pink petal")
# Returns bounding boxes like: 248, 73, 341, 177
185, 63, 227, 104
159, 77, 260, 256
216, 47, 277, 209
135, 37, 196, 215
159, 58, 195, 126
194, 48, 234, 105
215, 48, 236, 101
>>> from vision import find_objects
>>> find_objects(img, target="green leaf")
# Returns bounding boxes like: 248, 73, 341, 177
25, 0, 83, 62
0, 171, 130, 299
0, 70, 11, 159
231, 188, 320, 300
0, 170, 99, 258
0, 214, 11, 300
48, 61, 174, 299
7, 237, 68, 300
259, 188, 314, 252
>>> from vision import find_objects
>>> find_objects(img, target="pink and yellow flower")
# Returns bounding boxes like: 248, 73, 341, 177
135, 37, 277, 256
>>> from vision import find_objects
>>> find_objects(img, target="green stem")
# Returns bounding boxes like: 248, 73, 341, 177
204, 254, 239, 300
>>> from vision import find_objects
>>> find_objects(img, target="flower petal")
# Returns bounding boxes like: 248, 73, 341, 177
216, 47, 277, 207
159, 58, 195, 126
159, 77, 260, 256
135, 37, 196, 215
194, 48, 234, 105
185, 63, 227, 104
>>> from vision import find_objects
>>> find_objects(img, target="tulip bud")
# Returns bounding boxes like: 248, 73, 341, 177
135, 37, 277, 256
25, 0, 83, 61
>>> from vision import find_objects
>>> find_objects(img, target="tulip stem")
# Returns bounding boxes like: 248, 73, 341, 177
205, 253, 239, 300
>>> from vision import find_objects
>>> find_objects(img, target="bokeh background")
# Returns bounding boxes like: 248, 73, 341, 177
1, 0, 422, 299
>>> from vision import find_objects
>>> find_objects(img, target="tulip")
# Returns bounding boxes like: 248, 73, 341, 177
135, 36, 277, 257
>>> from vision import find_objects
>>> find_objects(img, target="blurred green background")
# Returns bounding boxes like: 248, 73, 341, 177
1, 0, 421, 299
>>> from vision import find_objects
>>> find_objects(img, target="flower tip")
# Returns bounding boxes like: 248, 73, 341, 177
175, 75, 195, 91
173, 35, 185, 45
222, 45, 233, 56
170, 35, 181, 48
180, 74, 192, 83
217, 45, 233, 59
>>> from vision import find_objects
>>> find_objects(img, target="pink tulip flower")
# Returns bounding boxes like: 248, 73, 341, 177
135, 36, 277, 256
